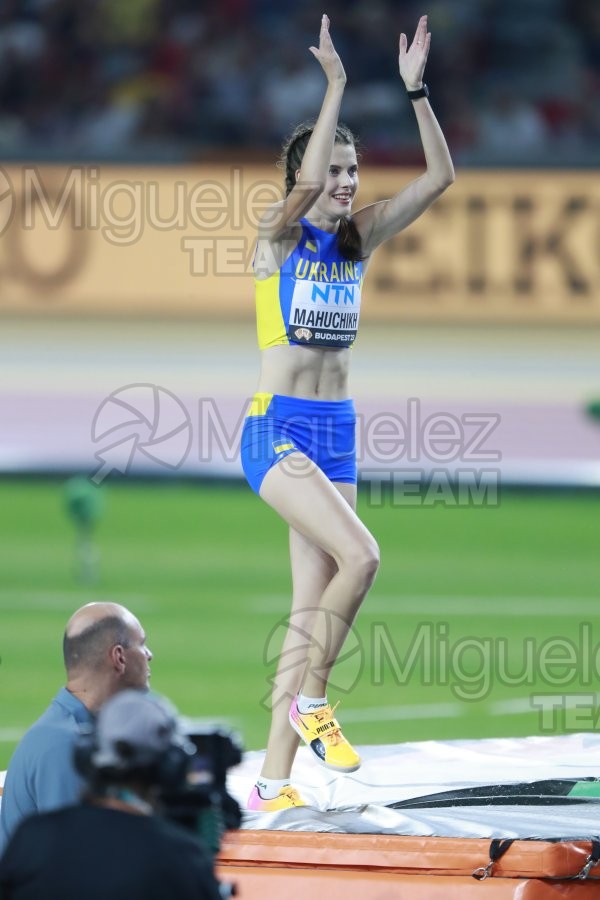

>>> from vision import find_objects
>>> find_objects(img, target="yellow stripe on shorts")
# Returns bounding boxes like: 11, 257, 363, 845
273, 442, 294, 454
247, 392, 273, 417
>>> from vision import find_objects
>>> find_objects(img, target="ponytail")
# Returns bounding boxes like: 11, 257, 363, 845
337, 216, 363, 262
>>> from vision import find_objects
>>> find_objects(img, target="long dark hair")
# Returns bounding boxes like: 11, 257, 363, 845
280, 121, 364, 262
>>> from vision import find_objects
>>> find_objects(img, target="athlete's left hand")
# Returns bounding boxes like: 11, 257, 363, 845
399, 15, 430, 91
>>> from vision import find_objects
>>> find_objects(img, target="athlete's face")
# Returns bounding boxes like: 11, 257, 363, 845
317, 142, 359, 220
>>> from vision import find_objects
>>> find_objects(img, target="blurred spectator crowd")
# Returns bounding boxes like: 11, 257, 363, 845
0, 0, 598, 165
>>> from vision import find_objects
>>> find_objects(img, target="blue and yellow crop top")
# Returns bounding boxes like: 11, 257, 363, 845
255, 218, 363, 350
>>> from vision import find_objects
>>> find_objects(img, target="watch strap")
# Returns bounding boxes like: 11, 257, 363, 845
407, 83, 429, 100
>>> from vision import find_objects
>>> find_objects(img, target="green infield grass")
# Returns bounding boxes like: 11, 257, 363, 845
0, 478, 599, 769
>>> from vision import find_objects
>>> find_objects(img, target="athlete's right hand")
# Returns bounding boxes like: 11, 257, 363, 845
309, 15, 346, 85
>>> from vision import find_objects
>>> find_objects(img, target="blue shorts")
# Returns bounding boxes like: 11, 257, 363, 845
240, 393, 357, 495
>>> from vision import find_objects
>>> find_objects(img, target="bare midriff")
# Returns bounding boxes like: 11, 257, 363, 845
257, 344, 351, 400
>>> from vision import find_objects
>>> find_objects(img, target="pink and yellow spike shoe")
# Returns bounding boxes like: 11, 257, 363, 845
289, 696, 361, 773
247, 784, 306, 812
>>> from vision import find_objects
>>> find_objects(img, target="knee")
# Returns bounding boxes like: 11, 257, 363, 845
364, 537, 381, 583
346, 536, 380, 589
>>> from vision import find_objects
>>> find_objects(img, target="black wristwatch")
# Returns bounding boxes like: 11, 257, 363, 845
407, 83, 429, 101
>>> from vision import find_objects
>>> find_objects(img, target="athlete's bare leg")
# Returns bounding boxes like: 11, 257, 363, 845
258, 454, 378, 779
259, 526, 337, 779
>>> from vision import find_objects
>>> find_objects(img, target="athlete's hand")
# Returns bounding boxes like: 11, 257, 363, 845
399, 14, 430, 91
309, 14, 346, 85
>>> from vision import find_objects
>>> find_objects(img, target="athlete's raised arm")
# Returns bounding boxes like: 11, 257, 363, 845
354, 15, 455, 257
258, 14, 346, 245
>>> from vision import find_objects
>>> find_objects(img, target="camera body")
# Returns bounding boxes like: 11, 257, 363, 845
157, 722, 243, 855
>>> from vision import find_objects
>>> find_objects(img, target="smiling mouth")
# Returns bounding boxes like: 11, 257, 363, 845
332, 194, 352, 203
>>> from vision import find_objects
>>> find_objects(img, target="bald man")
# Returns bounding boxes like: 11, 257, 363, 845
0, 603, 152, 853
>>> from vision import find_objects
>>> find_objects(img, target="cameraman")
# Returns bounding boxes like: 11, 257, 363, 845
0, 691, 222, 900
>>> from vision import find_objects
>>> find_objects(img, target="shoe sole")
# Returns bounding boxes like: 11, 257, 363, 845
289, 711, 361, 773
248, 803, 306, 812
248, 789, 306, 812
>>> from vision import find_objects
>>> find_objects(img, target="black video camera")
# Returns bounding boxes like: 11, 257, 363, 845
158, 723, 243, 857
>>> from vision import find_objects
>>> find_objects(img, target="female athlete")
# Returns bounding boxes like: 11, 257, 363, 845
241, 13, 454, 811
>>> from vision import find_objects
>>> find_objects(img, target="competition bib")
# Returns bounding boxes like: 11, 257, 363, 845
287, 278, 361, 348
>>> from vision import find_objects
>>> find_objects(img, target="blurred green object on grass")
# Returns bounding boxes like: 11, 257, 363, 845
64, 476, 104, 584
